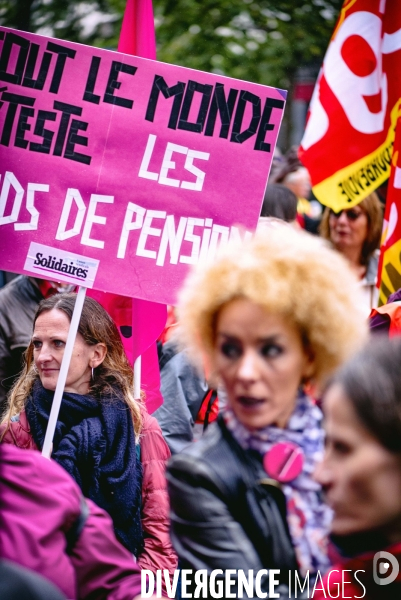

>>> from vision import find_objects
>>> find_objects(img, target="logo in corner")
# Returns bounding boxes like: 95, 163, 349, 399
373, 551, 399, 586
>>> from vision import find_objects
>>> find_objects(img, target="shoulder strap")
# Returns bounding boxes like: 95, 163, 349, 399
203, 389, 218, 431
195, 389, 219, 430
158, 342, 179, 371
65, 496, 90, 554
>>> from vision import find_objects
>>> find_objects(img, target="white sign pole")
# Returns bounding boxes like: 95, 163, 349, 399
41, 285, 87, 458
134, 355, 141, 400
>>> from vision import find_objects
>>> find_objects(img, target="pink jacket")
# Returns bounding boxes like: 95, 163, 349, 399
139, 410, 178, 576
0, 444, 143, 599
0, 409, 177, 580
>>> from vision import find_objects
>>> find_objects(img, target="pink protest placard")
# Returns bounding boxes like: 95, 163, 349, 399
0, 27, 286, 304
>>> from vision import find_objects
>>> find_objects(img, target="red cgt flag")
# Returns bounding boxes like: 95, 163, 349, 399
299, 0, 401, 211
377, 115, 401, 305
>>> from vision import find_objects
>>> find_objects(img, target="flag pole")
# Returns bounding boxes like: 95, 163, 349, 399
42, 286, 87, 458
134, 355, 141, 400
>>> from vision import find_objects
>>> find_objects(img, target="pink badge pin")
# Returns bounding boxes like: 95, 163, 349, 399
263, 441, 304, 482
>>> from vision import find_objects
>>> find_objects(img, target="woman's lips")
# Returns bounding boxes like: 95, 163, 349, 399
321, 491, 338, 511
236, 396, 265, 408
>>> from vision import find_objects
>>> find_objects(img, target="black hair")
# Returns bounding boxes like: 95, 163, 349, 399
260, 184, 298, 222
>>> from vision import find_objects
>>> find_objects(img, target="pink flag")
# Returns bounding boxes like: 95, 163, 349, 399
119, 0, 165, 412
87, 290, 167, 412
89, 0, 166, 413
118, 0, 156, 59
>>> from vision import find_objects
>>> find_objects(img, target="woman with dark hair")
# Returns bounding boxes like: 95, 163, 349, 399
315, 337, 401, 598
0, 293, 176, 580
319, 192, 383, 311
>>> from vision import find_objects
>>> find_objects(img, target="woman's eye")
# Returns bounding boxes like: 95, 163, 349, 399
220, 342, 242, 359
53, 340, 65, 348
332, 441, 351, 456
260, 344, 283, 358
32, 341, 42, 350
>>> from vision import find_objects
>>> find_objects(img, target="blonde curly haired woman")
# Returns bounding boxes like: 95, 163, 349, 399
167, 226, 367, 598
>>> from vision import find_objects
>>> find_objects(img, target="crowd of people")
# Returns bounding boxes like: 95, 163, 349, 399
1, 145, 401, 600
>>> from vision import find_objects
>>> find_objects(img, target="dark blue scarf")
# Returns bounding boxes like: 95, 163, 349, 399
26, 380, 143, 557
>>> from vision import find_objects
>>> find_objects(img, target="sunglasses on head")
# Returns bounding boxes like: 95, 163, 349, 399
329, 208, 363, 221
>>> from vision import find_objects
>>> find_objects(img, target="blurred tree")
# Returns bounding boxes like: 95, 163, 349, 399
151, 0, 343, 148
153, 1, 341, 89
0, 0, 342, 84
0, 0, 120, 45
0, 0, 342, 146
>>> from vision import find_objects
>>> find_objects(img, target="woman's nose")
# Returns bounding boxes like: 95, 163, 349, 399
314, 457, 332, 488
336, 211, 349, 225
237, 350, 259, 381
37, 344, 52, 363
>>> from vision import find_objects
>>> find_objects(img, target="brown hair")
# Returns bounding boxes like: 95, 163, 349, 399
326, 338, 401, 453
319, 192, 383, 266
260, 184, 298, 222
2, 293, 142, 436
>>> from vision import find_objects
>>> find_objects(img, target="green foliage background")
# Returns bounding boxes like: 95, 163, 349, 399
0, 0, 343, 146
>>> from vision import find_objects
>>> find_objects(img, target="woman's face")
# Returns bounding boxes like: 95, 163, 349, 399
328, 206, 369, 257
33, 309, 104, 395
213, 298, 314, 430
316, 383, 401, 539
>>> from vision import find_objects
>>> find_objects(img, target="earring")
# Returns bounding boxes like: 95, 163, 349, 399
91, 367, 94, 381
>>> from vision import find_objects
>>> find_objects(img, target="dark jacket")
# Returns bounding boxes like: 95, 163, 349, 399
167, 415, 301, 598
0, 276, 44, 410
0, 561, 66, 600
154, 340, 208, 454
